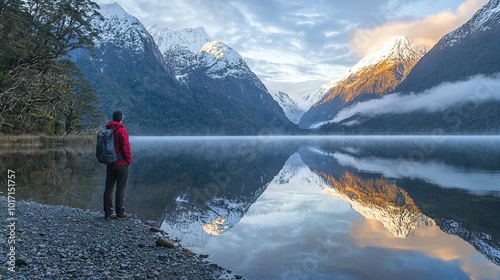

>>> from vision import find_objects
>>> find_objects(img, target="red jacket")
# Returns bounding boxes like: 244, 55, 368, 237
105, 121, 132, 166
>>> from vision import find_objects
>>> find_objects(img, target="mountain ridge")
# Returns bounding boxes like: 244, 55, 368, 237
299, 36, 425, 129
396, 0, 500, 94
71, 3, 296, 135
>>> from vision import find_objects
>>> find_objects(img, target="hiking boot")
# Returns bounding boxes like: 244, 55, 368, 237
116, 213, 133, 220
105, 213, 116, 220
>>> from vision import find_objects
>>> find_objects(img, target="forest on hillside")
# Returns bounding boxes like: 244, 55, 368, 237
0, 0, 103, 135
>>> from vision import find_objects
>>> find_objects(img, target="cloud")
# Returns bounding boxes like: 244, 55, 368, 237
349, 0, 489, 56
332, 74, 500, 123
95, 0, 490, 100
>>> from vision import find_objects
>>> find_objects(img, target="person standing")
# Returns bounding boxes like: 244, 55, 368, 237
103, 111, 133, 220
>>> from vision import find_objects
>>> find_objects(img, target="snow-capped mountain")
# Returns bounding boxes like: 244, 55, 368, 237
350, 36, 426, 75
148, 25, 210, 76
71, 3, 186, 133
301, 79, 339, 109
396, 0, 500, 94
149, 24, 296, 132
299, 36, 425, 129
197, 40, 264, 87
93, 3, 166, 64
148, 25, 210, 54
298, 144, 500, 263
271, 91, 306, 124
441, 0, 500, 48
157, 144, 295, 248
323, 173, 436, 237
298, 146, 436, 237
71, 3, 296, 134
270, 153, 328, 187
312, 0, 500, 134
160, 193, 264, 247
150, 26, 268, 89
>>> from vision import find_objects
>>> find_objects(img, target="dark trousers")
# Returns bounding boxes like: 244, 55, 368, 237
104, 165, 129, 216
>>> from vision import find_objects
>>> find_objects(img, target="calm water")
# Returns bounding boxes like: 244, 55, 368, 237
2, 136, 500, 280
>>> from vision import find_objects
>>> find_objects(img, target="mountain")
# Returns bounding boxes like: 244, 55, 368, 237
302, 79, 338, 108
149, 26, 297, 134
155, 141, 296, 248
272, 88, 329, 125
71, 3, 296, 135
317, 0, 500, 134
396, 0, 500, 94
147, 25, 210, 81
298, 146, 435, 237
298, 145, 500, 264
299, 36, 426, 129
71, 3, 187, 134
271, 91, 306, 124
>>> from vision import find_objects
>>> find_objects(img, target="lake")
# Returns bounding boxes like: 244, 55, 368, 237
2, 135, 500, 280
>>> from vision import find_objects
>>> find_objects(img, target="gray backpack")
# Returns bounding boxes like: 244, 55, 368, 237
96, 128, 122, 164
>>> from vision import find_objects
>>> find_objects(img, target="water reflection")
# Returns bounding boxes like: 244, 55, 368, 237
3, 136, 500, 279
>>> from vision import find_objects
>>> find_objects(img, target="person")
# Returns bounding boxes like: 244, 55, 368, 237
103, 111, 133, 220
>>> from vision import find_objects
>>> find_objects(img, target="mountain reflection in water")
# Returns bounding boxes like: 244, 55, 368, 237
4, 136, 500, 280
158, 137, 500, 280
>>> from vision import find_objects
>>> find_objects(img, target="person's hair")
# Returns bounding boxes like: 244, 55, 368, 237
112, 111, 123, 122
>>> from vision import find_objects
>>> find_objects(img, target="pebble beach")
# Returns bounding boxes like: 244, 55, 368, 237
0, 197, 243, 279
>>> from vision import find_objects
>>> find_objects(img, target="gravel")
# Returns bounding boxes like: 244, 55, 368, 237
0, 197, 244, 279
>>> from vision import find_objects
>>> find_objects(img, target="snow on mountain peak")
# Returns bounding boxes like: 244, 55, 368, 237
302, 36, 425, 110
99, 2, 129, 18
149, 26, 254, 81
350, 36, 426, 74
198, 41, 249, 79
200, 41, 241, 62
95, 3, 152, 53
441, 0, 500, 48
463, 0, 499, 33
301, 78, 341, 108
148, 25, 211, 54
271, 91, 306, 124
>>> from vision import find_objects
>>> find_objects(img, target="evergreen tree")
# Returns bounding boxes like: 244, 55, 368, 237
0, 0, 103, 134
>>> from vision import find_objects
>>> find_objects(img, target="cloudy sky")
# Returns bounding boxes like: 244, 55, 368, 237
95, 0, 488, 100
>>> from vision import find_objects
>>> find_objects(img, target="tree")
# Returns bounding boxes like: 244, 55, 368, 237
0, 0, 103, 134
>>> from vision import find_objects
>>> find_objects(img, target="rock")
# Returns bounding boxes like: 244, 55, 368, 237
15, 258, 28, 266
0, 197, 241, 279
149, 227, 163, 233
156, 237, 175, 248
157, 255, 169, 261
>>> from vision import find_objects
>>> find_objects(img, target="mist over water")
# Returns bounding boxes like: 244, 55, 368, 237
4, 136, 500, 279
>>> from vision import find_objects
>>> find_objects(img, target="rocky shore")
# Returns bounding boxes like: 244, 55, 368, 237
0, 197, 243, 279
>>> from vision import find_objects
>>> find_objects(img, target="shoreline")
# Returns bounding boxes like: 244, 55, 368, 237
0, 197, 243, 279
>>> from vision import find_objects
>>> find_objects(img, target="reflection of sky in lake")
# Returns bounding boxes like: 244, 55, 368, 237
195, 155, 500, 280
7, 136, 500, 279
333, 152, 500, 195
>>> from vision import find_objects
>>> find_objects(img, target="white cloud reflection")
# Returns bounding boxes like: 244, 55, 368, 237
193, 152, 500, 279
333, 152, 500, 194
